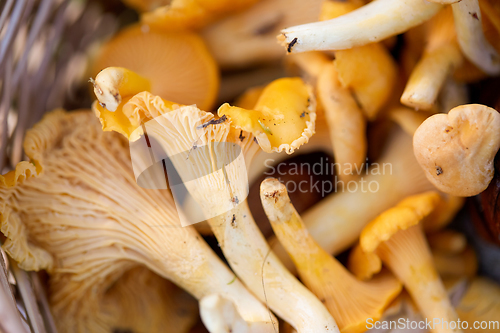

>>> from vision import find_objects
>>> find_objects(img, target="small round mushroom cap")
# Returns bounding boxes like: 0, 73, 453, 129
413, 104, 500, 197
360, 191, 441, 253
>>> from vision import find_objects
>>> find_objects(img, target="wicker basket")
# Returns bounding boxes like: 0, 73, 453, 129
0, 0, 121, 331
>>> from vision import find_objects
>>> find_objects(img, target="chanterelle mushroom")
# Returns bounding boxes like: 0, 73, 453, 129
278, 0, 442, 53
218, 77, 316, 154
108, 92, 339, 332
261, 178, 402, 333
91, 24, 219, 112
359, 192, 463, 333
0, 110, 273, 332
413, 104, 500, 197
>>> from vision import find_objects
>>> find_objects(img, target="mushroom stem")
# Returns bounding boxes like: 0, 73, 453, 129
1, 110, 274, 332
92, 67, 151, 112
272, 127, 435, 267
261, 178, 402, 333
200, 294, 274, 333
141, 104, 339, 333
317, 62, 366, 182
207, 200, 339, 333
401, 44, 462, 110
451, 0, 500, 75
371, 225, 462, 333
278, 0, 442, 53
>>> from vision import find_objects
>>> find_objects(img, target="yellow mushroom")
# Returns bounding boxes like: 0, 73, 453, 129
422, 193, 465, 233
316, 0, 397, 121
333, 44, 397, 120
105, 92, 339, 332
278, 0, 442, 53
218, 77, 316, 154
91, 24, 219, 113
0, 110, 273, 332
413, 104, 500, 197
360, 192, 463, 333
261, 178, 402, 333
401, 7, 462, 111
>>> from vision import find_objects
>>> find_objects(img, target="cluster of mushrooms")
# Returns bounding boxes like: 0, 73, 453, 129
2, 0, 500, 332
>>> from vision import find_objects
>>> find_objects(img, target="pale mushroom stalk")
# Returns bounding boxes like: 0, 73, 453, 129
452, 0, 500, 75
360, 192, 463, 333
317, 62, 366, 182
278, 0, 442, 53
373, 226, 462, 333
145, 103, 339, 333
401, 45, 462, 110
401, 8, 462, 110
272, 126, 435, 270
333, 43, 398, 120
217, 77, 316, 154
261, 178, 402, 333
0, 110, 274, 332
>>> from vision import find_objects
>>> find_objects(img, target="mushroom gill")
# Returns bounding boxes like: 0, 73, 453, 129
0, 109, 272, 332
